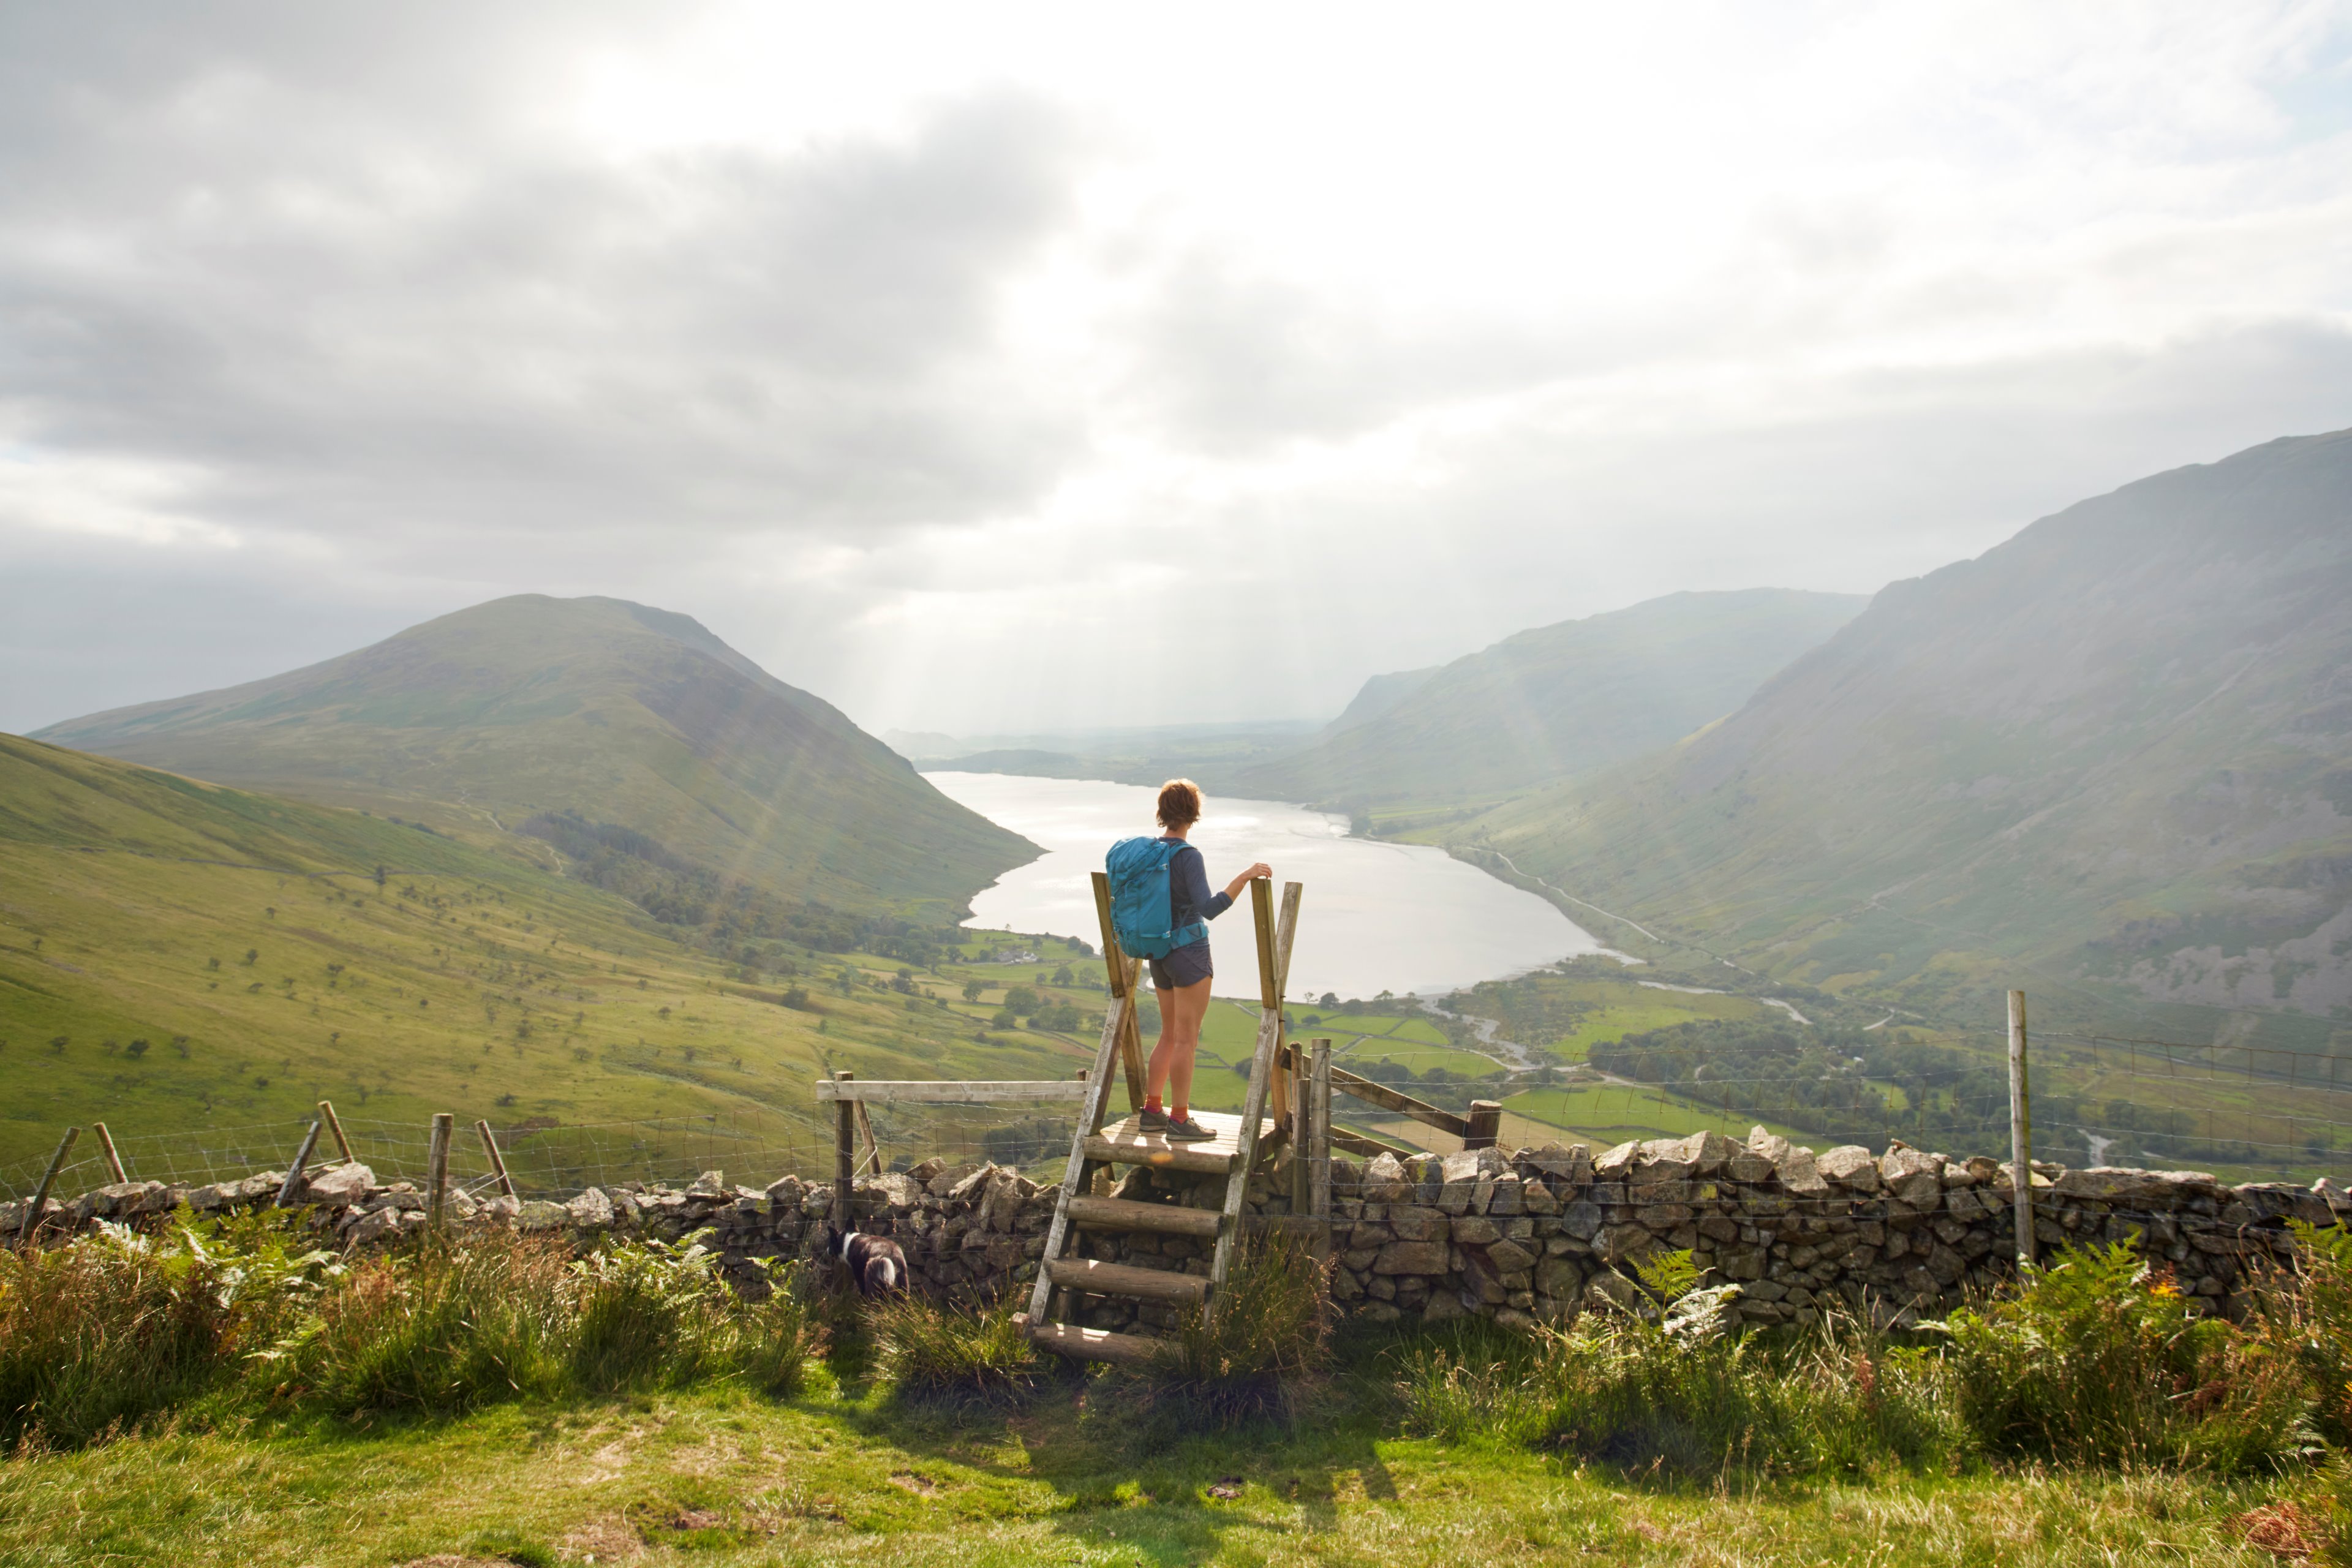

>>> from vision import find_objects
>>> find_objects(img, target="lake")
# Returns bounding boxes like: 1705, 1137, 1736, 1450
922, 771, 1603, 1001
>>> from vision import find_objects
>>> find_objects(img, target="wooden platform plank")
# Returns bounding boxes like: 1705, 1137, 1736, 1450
1046, 1256, 1210, 1304
1065, 1194, 1223, 1237
1083, 1110, 1271, 1174
1016, 1313, 1167, 1366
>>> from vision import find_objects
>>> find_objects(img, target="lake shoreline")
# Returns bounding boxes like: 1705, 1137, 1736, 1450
922, 770, 1602, 1001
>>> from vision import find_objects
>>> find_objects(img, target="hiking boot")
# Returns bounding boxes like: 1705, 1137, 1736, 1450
1137, 1106, 1170, 1133
1164, 1113, 1215, 1142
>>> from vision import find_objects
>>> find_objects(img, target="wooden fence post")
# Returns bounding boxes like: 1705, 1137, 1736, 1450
276, 1120, 323, 1208
317, 1099, 355, 1166
18, 1127, 78, 1246
1310, 1039, 1332, 1257
426, 1112, 453, 1230
2008, 990, 2034, 1267
1288, 1042, 1310, 1212
475, 1119, 516, 1198
832, 1071, 854, 1234
1464, 1100, 1502, 1152
92, 1122, 128, 1185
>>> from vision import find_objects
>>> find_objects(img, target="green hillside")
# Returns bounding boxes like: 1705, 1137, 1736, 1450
1233, 589, 1867, 808
32, 595, 1033, 920
1448, 429, 2352, 1036
0, 733, 1100, 1178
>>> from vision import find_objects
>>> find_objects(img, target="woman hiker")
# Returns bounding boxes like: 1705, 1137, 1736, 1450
1136, 778, 1269, 1142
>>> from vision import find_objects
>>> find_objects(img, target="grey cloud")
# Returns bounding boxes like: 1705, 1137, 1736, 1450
1115, 255, 1582, 451
0, 9, 1093, 543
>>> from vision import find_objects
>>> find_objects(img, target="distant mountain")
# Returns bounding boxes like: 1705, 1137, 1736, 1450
35, 595, 1034, 918
1456, 429, 2352, 1029
1235, 589, 1869, 807
1317, 666, 1441, 739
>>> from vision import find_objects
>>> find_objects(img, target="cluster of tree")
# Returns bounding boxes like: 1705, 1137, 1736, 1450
986, 982, 1085, 1034
520, 811, 949, 966
1441, 973, 1597, 1048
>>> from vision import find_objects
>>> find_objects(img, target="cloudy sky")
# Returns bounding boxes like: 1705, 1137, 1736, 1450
4, 2, 2350, 739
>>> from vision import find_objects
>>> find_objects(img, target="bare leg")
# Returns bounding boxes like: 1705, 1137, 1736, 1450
1164, 978, 1213, 1113
1146, 985, 1182, 1102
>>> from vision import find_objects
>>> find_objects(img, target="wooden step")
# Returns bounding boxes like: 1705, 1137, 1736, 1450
1015, 1313, 1166, 1366
1046, 1256, 1209, 1305
1084, 1110, 1268, 1174
1065, 1194, 1223, 1237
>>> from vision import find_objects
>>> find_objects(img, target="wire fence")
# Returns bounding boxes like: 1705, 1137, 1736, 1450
1325, 1022, 2352, 1186
10, 1020, 2349, 1205
0, 1097, 1090, 1206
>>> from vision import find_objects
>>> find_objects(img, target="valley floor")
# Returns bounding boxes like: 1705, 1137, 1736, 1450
0, 1374, 2302, 1567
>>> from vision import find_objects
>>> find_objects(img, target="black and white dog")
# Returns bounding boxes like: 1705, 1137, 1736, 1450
837, 1229, 908, 1297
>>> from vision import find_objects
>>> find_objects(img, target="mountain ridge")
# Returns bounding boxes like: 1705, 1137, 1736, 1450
1234, 588, 1871, 807
1450, 428, 2352, 1031
34, 594, 1035, 918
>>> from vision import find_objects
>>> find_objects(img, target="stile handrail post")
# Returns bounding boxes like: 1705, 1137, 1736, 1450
1464, 1100, 1502, 1152
18, 1127, 79, 1246
1090, 871, 1148, 1110
2008, 989, 2034, 1267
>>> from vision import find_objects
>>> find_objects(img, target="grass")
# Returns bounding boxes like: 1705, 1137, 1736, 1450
0, 739, 1134, 1178
4, 1227, 2348, 1564
0, 1362, 2311, 1566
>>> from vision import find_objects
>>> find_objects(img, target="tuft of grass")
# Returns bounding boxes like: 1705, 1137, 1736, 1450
0, 1209, 333, 1449
1115, 1234, 1332, 1428
871, 1295, 1039, 1406
288, 1229, 572, 1415
1943, 1240, 2310, 1473
568, 1237, 746, 1394
2261, 1221, 2352, 1450
733, 1260, 820, 1399
1396, 1294, 1957, 1478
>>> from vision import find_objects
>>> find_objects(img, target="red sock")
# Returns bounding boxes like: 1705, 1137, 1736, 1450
1144, 1095, 1164, 1114
1171, 1105, 1188, 1121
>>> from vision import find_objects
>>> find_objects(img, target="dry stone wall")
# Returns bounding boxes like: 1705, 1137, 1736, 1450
7, 1125, 2345, 1330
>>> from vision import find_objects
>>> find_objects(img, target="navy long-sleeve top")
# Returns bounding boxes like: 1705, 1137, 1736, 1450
1164, 839, 1232, 940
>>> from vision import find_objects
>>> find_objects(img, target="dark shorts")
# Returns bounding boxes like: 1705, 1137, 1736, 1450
1148, 941, 1213, 990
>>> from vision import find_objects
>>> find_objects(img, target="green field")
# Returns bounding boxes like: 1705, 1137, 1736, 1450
0, 1366, 2301, 1566
0, 735, 1118, 1186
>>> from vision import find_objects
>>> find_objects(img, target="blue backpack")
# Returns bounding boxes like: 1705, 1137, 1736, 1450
1106, 837, 1208, 959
